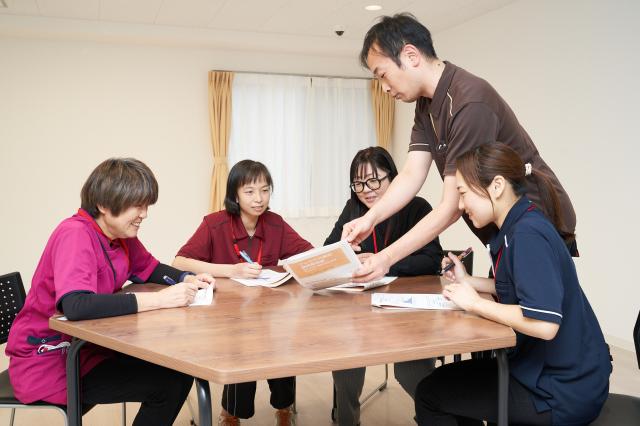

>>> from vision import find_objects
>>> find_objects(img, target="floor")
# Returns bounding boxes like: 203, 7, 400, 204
1, 347, 637, 425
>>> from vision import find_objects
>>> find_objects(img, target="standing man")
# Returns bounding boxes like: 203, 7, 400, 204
343, 13, 577, 281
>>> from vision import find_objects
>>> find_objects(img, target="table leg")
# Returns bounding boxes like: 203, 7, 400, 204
195, 378, 212, 426
66, 338, 87, 426
496, 349, 509, 426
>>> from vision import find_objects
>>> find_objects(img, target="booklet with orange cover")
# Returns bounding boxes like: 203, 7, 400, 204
282, 240, 361, 290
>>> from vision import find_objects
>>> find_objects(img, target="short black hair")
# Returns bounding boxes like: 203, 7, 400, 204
349, 146, 398, 209
224, 160, 273, 216
80, 158, 158, 218
360, 13, 437, 68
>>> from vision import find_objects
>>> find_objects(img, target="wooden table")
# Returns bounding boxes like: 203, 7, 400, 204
50, 275, 515, 426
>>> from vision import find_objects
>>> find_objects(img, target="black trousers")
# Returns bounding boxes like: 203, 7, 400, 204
81, 354, 193, 426
221, 377, 295, 419
415, 358, 551, 426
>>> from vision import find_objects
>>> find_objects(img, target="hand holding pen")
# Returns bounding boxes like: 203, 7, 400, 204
231, 250, 262, 278
440, 247, 472, 283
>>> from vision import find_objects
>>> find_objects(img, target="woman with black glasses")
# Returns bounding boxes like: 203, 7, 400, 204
324, 146, 443, 426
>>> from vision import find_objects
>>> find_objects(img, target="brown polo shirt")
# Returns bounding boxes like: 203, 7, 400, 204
409, 62, 576, 245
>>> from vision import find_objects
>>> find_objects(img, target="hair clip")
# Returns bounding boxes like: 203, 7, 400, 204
524, 163, 532, 176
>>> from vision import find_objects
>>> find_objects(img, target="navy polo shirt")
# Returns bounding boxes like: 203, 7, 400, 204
489, 196, 611, 425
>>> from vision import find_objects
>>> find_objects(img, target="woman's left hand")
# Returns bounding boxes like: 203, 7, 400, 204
442, 282, 481, 312
184, 273, 216, 290
357, 252, 374, 263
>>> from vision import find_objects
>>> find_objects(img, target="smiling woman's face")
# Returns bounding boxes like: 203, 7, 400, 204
353, 163, 391, 209
237, 177, 271, 219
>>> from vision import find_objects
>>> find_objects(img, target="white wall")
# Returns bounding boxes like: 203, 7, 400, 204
393, 0, 640, 349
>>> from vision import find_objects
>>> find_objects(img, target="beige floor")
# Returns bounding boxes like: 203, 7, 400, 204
1, 347, 638, 425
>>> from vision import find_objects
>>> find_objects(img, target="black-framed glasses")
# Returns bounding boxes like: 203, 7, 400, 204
350, 175, 389, 193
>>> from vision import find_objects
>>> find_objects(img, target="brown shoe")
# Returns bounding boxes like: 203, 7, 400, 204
218, 413, 240, 426
274, 406, 296, 426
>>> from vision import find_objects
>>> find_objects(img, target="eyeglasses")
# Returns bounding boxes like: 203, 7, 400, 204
350, 175, 389, 193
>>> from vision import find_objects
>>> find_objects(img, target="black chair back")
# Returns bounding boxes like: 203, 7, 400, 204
0, 272, 27, 345
443, 249, 474, 275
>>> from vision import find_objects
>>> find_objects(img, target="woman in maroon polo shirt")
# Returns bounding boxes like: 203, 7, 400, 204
173, 159, 312, 426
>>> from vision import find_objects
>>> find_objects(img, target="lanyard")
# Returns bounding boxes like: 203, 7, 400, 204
77, 209, 130, 281
372, 226, 379, 254
230, 217, 263, 264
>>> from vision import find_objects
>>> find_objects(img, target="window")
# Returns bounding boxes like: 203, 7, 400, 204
228, 73, 375, 217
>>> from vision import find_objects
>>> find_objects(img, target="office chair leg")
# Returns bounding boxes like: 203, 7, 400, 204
360, 364, 388, 406
453, 354, 462, 362
121, 402, 126, 426
9, 407, 15, 426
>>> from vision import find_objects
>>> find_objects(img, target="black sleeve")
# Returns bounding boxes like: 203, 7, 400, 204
58, 291, 138, 321
324, 201, 354, 246
388, 198, 443, 277
145, 263, 188, 285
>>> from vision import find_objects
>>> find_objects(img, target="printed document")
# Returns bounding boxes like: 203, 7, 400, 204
282, 240, 361, 290
231, 269, 292, 288
327, 276, 397, 292
371, 293, 461, 310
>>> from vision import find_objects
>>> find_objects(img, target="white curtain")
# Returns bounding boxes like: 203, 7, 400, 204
228, 73, 375, 217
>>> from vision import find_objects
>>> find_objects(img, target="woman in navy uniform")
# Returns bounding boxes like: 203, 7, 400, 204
414, 143, 611, 425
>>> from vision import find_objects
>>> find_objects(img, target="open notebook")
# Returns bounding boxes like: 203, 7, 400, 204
231, 269, 292, 288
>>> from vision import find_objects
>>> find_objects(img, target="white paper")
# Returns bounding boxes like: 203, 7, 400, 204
371, 293, 461, 310
231, 269, 292, 288
189, 284, 215, 306
327, 276, 397, 292
282, 240, 362, 290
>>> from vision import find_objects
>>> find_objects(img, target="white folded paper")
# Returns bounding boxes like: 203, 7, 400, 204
189, 284, 215, 306
231, 269, 292, 288
327, 276, 397, 292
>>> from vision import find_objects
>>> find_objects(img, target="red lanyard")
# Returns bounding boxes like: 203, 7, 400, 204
372, 226, 379, 254
77, 208, 130, 276
230, 217, 263, 264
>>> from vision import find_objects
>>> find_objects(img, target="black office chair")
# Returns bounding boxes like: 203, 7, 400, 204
443, 250, 474, 363
0, 272, 127, 426
590, 310, 640, 425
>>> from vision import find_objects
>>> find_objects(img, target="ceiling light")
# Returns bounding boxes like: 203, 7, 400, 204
365, 5, 382, 11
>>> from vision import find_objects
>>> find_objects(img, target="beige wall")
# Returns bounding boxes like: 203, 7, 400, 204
393, 0, 640, 349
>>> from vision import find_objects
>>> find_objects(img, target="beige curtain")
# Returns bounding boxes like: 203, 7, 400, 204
208, 71, 234, 212
370, 79, 395, 151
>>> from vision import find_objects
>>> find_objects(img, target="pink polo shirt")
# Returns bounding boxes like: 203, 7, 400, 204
5, 210, 158, 404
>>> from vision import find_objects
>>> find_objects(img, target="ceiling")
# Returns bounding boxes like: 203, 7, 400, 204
0, 0, 516, 40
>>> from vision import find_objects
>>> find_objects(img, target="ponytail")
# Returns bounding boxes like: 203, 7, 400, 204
456, 143, 575, 243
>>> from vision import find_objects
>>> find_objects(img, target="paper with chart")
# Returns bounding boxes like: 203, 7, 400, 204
189, 284, 215, 306
326, 276, 397, 292
231, 269, 292, 288
281, 240, 361, 290
371, 293, 462, 310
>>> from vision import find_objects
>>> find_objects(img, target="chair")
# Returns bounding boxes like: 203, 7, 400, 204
0, 272, 126, 426
590, 310, 640, 425
443, 250, 474, 363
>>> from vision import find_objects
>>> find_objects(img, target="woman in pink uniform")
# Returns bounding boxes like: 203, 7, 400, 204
5, 158, 214, 426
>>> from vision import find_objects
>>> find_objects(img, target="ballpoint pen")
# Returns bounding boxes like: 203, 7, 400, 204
440, 247, 473, 275
239, 250, 255, 264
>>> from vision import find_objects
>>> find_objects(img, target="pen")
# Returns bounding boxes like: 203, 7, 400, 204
162, 275, 177, 285
239, 250, 255, 264
440, 247, 473, 275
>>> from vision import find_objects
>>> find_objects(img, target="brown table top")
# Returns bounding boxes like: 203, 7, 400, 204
50, 275, 515, 384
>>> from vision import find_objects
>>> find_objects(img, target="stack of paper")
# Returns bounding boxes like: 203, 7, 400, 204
371, 293, 461, 310
327, 276, 397, 292
281, 241, 361, 290
231, 269, 292, 288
